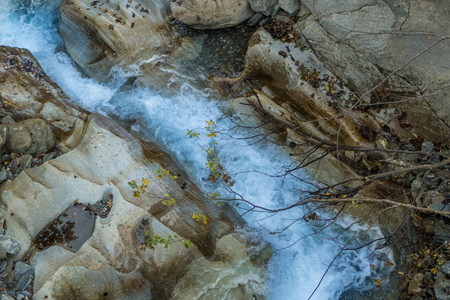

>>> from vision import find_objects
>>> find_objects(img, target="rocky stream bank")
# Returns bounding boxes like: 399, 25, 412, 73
0, 0, 449, 299
0, 45, 268, 299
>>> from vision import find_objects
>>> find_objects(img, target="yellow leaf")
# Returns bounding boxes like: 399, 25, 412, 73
427, 35, 431, 39
374, 279, 382, 288
141, 178, 150, 184
206, 120, 214, 126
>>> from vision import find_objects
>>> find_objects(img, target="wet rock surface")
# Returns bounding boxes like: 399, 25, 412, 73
212, 7, 450, 299
59, 0, 180, 86
33, 204, 96, 252
0, 46, 267, 299
1, 0, 448, 298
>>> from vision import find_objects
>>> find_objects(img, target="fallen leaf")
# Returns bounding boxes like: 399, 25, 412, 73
374, 279, 382, 288
107, 198, 113, 208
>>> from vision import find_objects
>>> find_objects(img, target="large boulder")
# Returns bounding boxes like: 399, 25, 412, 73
1, 119, 55, 154
1, 113, 265, 299
0, 46, 88, 152
171, 0, 254, 29
219, 25, 412, 239
298, 0, 450, 142
59, 0, 180, 84
225, 28, 383, 149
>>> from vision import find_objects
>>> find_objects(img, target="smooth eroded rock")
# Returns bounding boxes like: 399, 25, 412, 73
59, 0, 178, 84
0, 45, 266, 299
0, 46, 88, 153
2, 119, 55, 154
299, 0, 450, 142
2, 114, 264, 299
171, 0, 254, 29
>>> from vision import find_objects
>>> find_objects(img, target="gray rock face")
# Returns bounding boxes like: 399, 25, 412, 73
421, 141, 435, 153
0, 169, 7, 182
298, 0, 450, 142
247, 12, 266, 26
18, 155, 33, 171
0, 235, 21, 255
1, 119, 55, 154
1, 116, 15, 124
434, 220, 450, 241
279, 0, 300, 15
14, 262, 34, 282
434, 272, 450, 300
441, 262, 450, 276
171, 0, 254, 29
0, 261, 7, 273
249, 0, 278, 15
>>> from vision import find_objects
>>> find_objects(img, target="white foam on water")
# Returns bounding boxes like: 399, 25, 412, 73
0, 3, 394, 299
97, 85, 394, 300
0, 0, 116, 111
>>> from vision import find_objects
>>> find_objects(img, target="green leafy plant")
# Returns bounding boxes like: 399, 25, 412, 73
192, 213, 208, 224
129, 120, 237, 251
145, 231, 176, 250
187, 120, 235, 188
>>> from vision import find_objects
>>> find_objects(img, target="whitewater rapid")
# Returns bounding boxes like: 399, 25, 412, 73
0, 1, 393, 299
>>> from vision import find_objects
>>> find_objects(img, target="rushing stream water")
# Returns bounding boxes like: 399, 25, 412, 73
0, 1, 394, 299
